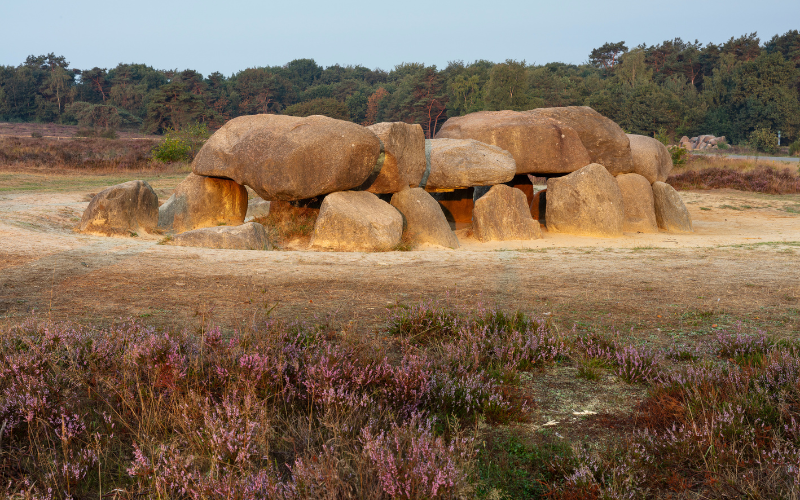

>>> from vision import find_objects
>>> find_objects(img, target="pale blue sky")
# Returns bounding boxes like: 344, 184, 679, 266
2, 0, 798, 75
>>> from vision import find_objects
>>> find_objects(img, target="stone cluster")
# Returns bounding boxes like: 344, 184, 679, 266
79, 107, 694, 251
679, 135, 726, 151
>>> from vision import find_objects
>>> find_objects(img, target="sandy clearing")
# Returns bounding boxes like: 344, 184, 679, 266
0, 187, 798, 333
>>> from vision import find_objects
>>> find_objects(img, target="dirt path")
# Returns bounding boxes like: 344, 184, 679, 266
1, 187, 799, 337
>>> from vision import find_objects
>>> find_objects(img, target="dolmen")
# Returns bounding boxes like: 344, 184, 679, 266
79, 107, 694, 251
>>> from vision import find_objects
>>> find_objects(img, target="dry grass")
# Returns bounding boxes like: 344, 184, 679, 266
668, 155, 800, 194
252, 201, 320, 248
0, 136, 172, 174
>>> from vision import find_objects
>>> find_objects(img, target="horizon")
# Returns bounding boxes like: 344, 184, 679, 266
3, 0, 799, 77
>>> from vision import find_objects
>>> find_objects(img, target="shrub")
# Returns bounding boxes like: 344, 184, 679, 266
749, 128, 779, 154
790, 139, 800, 156
151, 123, 210, 163
668, 145, 688, 166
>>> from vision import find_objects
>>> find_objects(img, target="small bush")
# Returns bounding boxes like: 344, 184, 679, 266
790, 139, 800, 156
749, 128, 779, 154
668, 145, 688, 166
151, 123, 210, 163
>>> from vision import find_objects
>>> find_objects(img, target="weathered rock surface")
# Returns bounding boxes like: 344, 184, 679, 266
652, 181, 693, 233
473, 184, 542, 242
616, 173, 658, 233
364, 122, 427, 193
192, 114, 381, 201
79, 180, 158, 236
425, 138, 516, 191
390, 188, 459, 248
310, 191, 403, 251
627, 134, 672, 184
245, 198, 271, 222
546, 163, 624, 237
158, 173, 247, 233
435, 110, 591, 174
526, 107, 634, 175
169, 222, 272, 250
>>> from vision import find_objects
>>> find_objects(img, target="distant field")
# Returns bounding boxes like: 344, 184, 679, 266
0, 121, 157, 139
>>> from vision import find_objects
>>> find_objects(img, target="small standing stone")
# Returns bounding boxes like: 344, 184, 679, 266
473, 184, 542, 242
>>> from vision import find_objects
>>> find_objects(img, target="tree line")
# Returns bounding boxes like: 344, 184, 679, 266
1, 31, 799, 145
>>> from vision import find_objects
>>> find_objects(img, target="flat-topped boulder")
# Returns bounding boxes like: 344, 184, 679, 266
158, 173, 248, 233
435, 110, 590, 174
546, 163, 624, 237
390, 188, 459, 249
652, 181, 693, 233
627, 134, 672, 184
473, 184, 542, 242
192, 114, 381, 201
363, 122, 427, 193
310, 191, 403, 252
168, 222, 272, 250
526, 107, 633, 175
425, 138, 516, 191
616, 173, 658, 233
79, 180, 158, 236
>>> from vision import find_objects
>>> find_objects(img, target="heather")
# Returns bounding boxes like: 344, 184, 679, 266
668, 164, 800, 194
0, 136, 163, 172
2, 306, 800, 498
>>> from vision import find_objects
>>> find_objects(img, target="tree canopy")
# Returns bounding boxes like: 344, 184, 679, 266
2, 31, 799, 144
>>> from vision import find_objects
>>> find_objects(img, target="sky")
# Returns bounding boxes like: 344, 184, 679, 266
2, 0, 799, 76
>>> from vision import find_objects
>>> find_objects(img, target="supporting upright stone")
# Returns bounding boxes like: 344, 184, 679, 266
158, 173, 248, 233
546, 163, 624, 237
652, 181, 693, 233
616, 173, 658, 233
473, 184, 542, 242
390, 188, 460, 248
310, 191, 403, 252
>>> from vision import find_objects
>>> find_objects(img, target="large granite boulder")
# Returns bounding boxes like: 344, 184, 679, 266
390, 188, 459, 249
192, 114, 381, 201
627, 134, 672, 184
364, 122, 427, 193
168, 222, 272, 250
425, 138, 516, 191
616, 173, 658, 233
158, 173, 248, 233
652, 182, 693, 233
526, 107, 633, 175
546, 163, 624, 237
434, 110, 591, 174
473, 184, 542, 242
310, 191, 403, 251
79, 180, 158, 236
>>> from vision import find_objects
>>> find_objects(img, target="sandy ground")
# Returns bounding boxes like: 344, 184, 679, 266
1, 187, 799, 337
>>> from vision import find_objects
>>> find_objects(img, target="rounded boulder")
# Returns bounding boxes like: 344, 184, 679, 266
435, 110, 591, 175
627, 134, 673, 184
192, 114, 381, 201
545, 163, 624, 237
79, 180, 158, 236
158, 173, 248, 233
310, 191, 403, 252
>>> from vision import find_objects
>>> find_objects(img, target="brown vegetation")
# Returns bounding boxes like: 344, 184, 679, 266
0, 136, 168, 173
668, 155, 800, 194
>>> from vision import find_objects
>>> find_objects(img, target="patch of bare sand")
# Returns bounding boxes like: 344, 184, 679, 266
0, 188, 798, 334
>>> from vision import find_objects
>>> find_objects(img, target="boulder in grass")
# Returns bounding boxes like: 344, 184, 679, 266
80, 180, 158, 236
310, 191, 403, 252
434, 110, 591, 175
616, 173, 658, 233
526, 106, 634, 175
473, 184, 542, 242
652, 181, 693, 233
192, 114, 381, 201
546, 163, 624, 237
168, 222, 272, 250
390, 188, 459, 249
364, 122, 427, 193
627, 134, 672, 184
158, 173, 248, 233
425, 138, 516, 191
